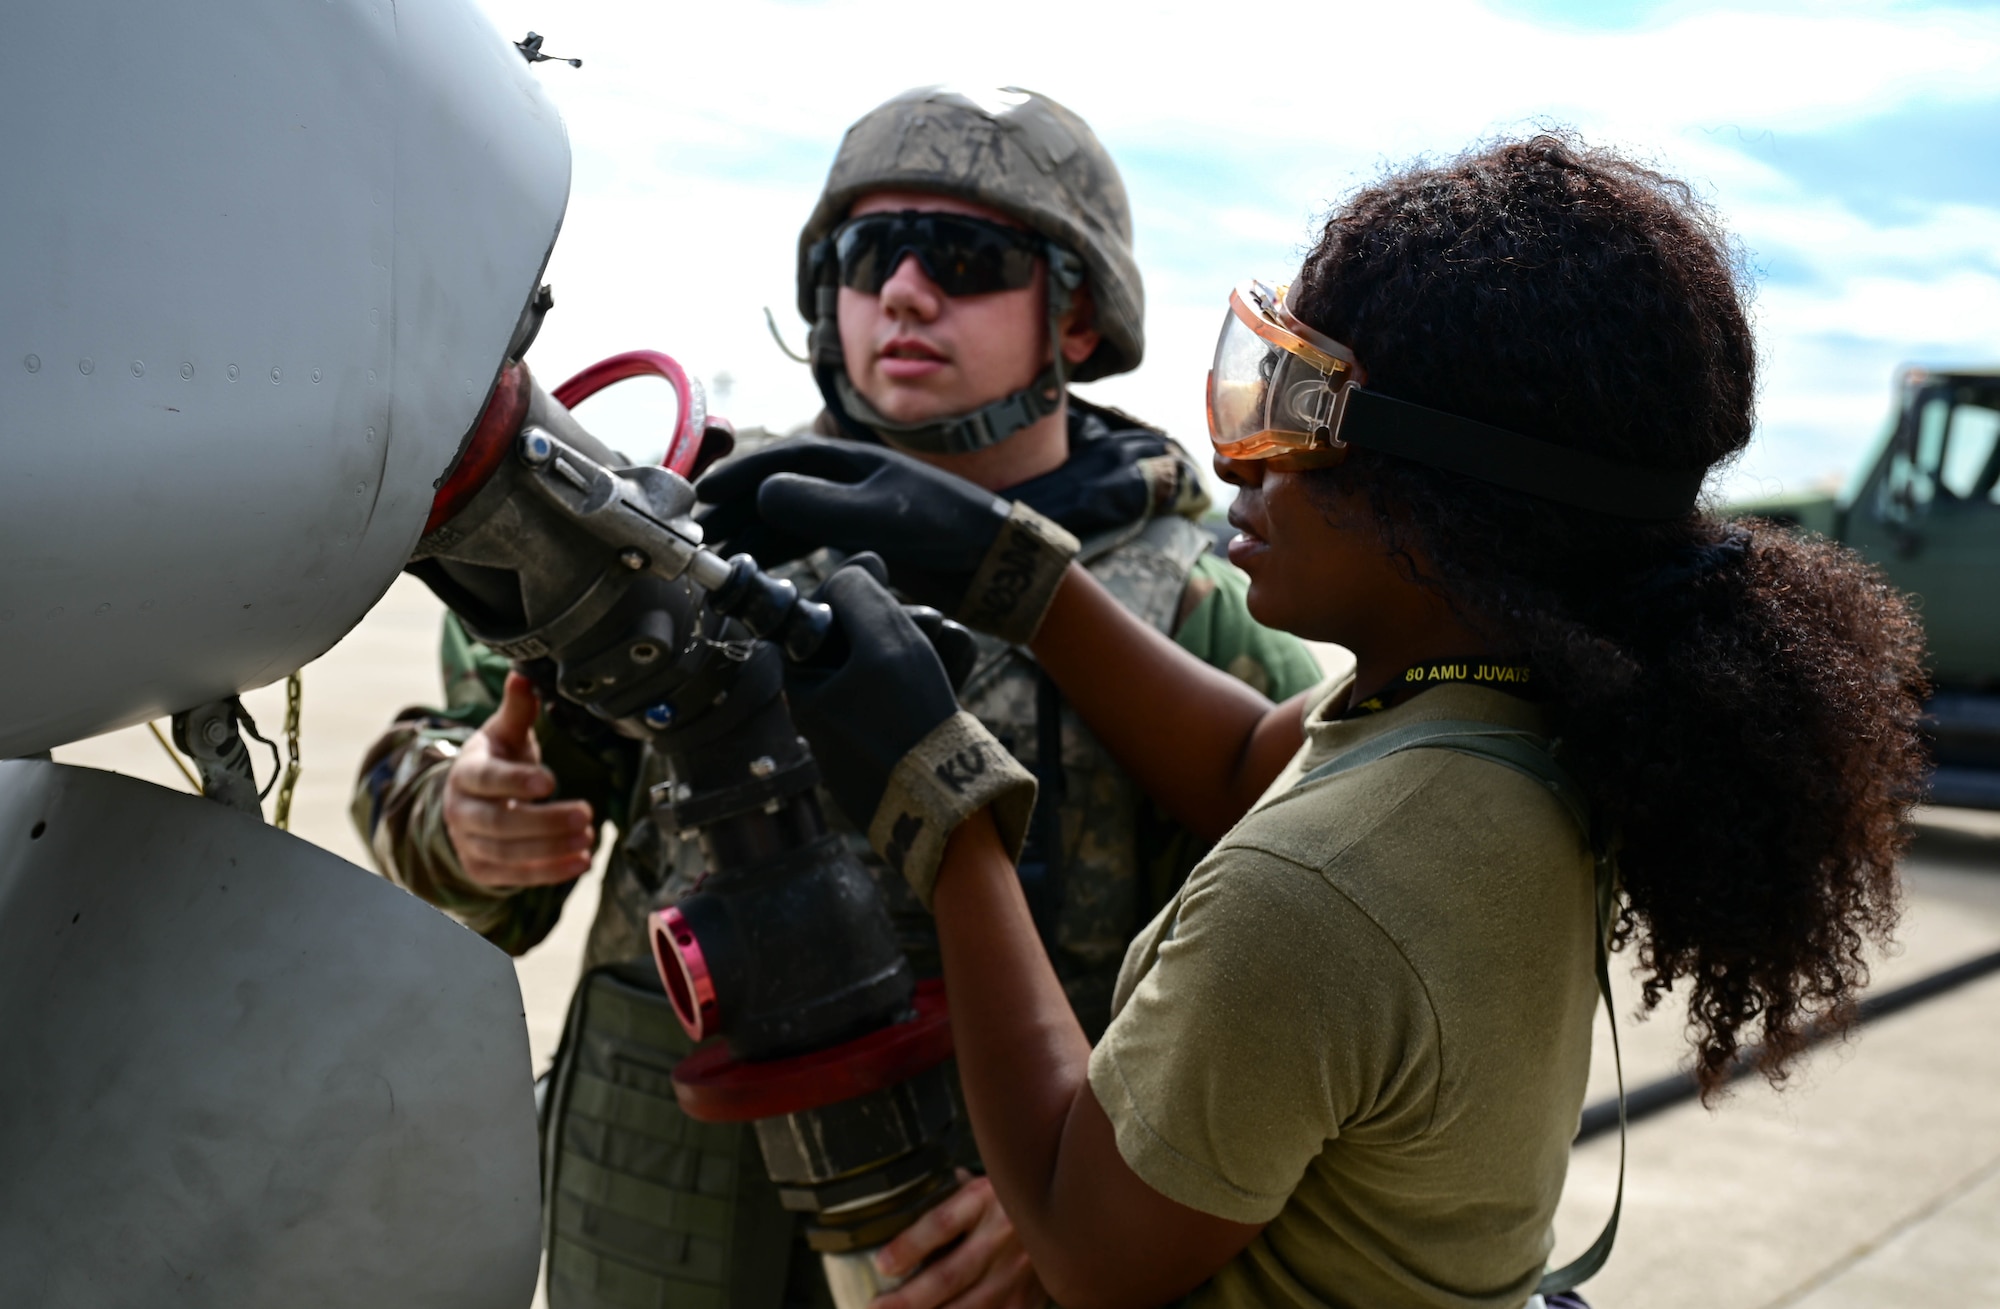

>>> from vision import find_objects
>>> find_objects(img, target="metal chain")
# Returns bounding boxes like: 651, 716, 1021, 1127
273, 671, 304, 830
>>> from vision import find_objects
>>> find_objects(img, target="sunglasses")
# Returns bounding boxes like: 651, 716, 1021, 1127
831, 211, 1046, 298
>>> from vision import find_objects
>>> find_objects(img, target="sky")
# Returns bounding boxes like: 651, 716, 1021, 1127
471, 0, 2000, 505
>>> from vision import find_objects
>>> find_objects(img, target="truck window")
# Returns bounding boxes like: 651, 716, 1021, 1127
1938, 398, 2000, 503
1882, 393, 1948, 516
1885, 388, 2000, 518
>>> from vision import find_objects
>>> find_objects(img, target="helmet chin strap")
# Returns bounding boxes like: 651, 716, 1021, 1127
828, 364, 1064, 455
811, 244, 1086, 455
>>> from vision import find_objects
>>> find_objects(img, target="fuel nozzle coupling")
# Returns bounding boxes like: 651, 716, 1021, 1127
495, 409, 835, 665
411, 354, 961, 1309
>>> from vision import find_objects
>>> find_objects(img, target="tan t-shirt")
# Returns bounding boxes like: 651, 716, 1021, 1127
1087, 661, 1600, 1308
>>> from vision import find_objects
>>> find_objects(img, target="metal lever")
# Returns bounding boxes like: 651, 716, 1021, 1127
514, 426, 834, 661
171, 699, 262, 816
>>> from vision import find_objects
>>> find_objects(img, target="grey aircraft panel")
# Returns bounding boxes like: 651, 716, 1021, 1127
0, 0, 570, 757
0, 760, 539, 1307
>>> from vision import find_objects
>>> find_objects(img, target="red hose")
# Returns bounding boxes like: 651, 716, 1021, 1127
553, 350, 707, 477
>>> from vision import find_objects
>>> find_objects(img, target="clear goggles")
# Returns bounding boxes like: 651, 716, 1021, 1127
1206, 279, 1362, 461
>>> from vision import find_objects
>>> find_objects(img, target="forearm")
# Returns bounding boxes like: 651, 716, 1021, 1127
354, 721, 492, 906
1032, 564, 1307, 840
933, 814, 1087, 1220
933, 813, 1257, 1308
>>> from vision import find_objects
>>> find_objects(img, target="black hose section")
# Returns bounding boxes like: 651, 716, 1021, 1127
1575, 945, 2000, 1143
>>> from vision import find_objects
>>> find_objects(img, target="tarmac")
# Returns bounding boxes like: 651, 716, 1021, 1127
52, 573, 2000, 1307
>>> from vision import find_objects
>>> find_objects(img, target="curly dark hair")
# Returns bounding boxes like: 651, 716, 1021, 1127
1291, 133, 1930, 1093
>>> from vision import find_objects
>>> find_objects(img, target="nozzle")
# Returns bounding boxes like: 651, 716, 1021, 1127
706, 554, 835, 662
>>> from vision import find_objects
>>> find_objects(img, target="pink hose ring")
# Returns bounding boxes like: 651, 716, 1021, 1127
650, 903, 720, 1043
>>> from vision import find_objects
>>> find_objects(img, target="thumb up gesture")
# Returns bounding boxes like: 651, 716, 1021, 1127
442, 671, 596, 889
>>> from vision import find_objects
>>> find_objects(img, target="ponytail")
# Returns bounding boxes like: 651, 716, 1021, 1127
1293, 134, 1929, 1091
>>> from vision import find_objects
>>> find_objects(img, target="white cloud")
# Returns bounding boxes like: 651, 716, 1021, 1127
474, 0, 2000, 501
1764, 269, 2000, 347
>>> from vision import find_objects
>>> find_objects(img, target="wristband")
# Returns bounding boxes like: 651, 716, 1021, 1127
956, 502, 1080, 645
868, 711, 1037, 909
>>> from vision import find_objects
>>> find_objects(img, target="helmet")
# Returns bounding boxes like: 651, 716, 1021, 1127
796, 86, 1145, 452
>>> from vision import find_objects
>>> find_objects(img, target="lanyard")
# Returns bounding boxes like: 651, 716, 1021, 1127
1345, 659, 1536, 718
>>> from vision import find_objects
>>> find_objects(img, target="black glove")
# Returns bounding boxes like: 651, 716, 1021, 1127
698, 438, 1080, 646
788, 556, 1034, 907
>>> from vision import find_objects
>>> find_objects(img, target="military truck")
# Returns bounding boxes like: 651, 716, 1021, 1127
1732, 367, 2000, 808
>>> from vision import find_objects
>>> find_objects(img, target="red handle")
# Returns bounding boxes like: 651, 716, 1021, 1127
553, 350, 707, 477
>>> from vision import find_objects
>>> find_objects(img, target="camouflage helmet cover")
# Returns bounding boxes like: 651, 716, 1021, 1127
796, 86, 1144, 382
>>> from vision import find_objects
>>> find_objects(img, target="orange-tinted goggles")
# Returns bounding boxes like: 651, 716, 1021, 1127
1202, 277, 1709, 518
1205, 280, 1361, 460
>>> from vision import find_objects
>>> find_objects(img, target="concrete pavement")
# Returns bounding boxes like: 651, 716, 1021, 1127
1553, 815, 2000, 1308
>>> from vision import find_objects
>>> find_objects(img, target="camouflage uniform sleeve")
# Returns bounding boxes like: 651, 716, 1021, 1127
1170, 552, 1323, 700
349, 614, 580, 957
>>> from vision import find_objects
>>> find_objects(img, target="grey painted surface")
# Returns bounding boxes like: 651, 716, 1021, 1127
0, 0, 569, 756
0, 760, 540, 1306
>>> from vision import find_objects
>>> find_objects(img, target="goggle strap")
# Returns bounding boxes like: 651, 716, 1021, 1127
1341, 388, 1704, 520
